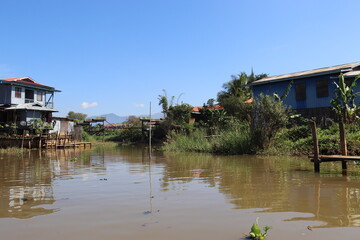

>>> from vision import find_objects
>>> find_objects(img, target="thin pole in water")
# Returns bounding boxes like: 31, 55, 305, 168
149, 101, 152, 159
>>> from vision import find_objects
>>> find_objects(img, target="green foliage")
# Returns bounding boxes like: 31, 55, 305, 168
162, 129, 213, 152
106, 129, 143, 143
197, 107, 230, 134
162, 124, 253, 155
82, 131, 96, 142
217, 71, 267, 119
330, 74, 360, 123
219, 96, 253, 121
218, 71, 267, 102
248, 218, 271, 240
29, 119, 52, 134
124, 115, 141, 127
158, 89, 184, 118
212, 127, 253, 155
166, 103, 193, 125
251, 94, 290, 149
67, 111, 87, 121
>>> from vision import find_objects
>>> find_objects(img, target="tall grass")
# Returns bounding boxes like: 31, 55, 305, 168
162, 129, 213, 152
162, 127, 253, 155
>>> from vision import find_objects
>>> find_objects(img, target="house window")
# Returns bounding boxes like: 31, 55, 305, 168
295, 82, 306, 101
37, 91, 43, 101
25, 89, 34, 103
15, 87, 22, 98
316, 80, 329, 98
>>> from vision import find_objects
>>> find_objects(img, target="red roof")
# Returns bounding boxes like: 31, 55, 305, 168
0, 77, 55, 90
192, 104, 223, 112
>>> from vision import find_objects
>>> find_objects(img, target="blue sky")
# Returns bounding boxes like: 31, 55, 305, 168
1, 0, 360, 117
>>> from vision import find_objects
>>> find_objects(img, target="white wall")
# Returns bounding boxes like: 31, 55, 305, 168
11, 86, 24, 104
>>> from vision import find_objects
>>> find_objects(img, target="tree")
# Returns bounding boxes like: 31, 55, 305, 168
251, 94, 290, 149
67, 111, 87, 121
124, 115, 141, 127
158, 89, 184, 118
217, 71, 268, 119
330, 73, 360, 156
166, 103, 193, 125
331, 73, 360, 123
217, 71, 268, 103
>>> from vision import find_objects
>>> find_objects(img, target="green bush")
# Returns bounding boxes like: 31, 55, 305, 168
251, 94, 290, 149
106, 129, 142, 143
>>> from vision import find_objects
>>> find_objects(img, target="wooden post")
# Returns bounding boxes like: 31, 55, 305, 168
21, 130, 25, 150
339, 121, 347, 173
310, 121, 320, 172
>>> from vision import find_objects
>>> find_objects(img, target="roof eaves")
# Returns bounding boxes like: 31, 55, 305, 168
250, 68, 348, 86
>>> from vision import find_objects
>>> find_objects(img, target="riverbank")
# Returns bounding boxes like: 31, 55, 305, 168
161, 123, 360, 157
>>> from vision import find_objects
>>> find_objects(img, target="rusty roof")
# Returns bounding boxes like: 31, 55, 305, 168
0, 77, 59, 91
252, 62, 360, 86
192, 104, 223, 112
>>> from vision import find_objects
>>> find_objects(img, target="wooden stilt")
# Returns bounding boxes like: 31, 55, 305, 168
339, 121, 347, 174
310, 121, 320, 173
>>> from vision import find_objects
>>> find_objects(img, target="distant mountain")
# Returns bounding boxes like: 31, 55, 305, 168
91, 112, 163, 124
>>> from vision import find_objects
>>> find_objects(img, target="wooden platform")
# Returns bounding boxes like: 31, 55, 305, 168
309, 155, 360, 162
46, 142, 92, 149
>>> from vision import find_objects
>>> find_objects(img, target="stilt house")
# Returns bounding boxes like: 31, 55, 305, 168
0, 77, 60, 129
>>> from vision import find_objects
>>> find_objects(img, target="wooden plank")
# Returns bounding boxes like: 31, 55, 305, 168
309, 155, 360, 162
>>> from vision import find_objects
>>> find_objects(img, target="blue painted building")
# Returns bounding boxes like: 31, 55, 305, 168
251, 62, 360, 117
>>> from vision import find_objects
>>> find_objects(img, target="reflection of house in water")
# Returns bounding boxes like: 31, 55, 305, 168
0, 152, 56, 219
0, 147, 108, 219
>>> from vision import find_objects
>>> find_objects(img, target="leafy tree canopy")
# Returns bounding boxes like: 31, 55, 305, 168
67, 111, 87, 121
217, 71, 268, 103
217, 70, 268, 119
124, 115, 141, 127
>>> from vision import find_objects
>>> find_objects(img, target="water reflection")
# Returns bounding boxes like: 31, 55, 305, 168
160, 152, 360, 228
0, 151, 56, 219
1, 144, 360, 229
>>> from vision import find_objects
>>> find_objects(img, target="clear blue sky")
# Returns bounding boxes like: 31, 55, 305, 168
1, 0, 360, 117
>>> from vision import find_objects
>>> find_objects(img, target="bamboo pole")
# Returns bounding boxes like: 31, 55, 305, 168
149, 101, 152, 159
339, 121, 347, 173
310, 121, 320, 173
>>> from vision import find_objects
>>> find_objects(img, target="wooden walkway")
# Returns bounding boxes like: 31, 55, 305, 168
309, 155, 360, 162
43, 133, 92, 149
46, 141, 92, 149
309, 121, 359, 174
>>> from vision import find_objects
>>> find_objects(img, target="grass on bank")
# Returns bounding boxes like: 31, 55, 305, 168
162, 126, 253, 155
162, 122, 360, 156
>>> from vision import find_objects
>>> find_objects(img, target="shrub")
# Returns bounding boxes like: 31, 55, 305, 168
251, 94, 290, 149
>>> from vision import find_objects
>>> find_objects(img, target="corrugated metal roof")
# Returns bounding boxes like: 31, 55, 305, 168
5, 103, 58, 112
252, 62, 360, 86
343, 70, 360, 77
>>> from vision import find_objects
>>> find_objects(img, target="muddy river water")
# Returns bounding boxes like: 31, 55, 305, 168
0, 144, 360, 240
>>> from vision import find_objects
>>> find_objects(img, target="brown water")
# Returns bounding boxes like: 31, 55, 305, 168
0, 144, 360, 240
